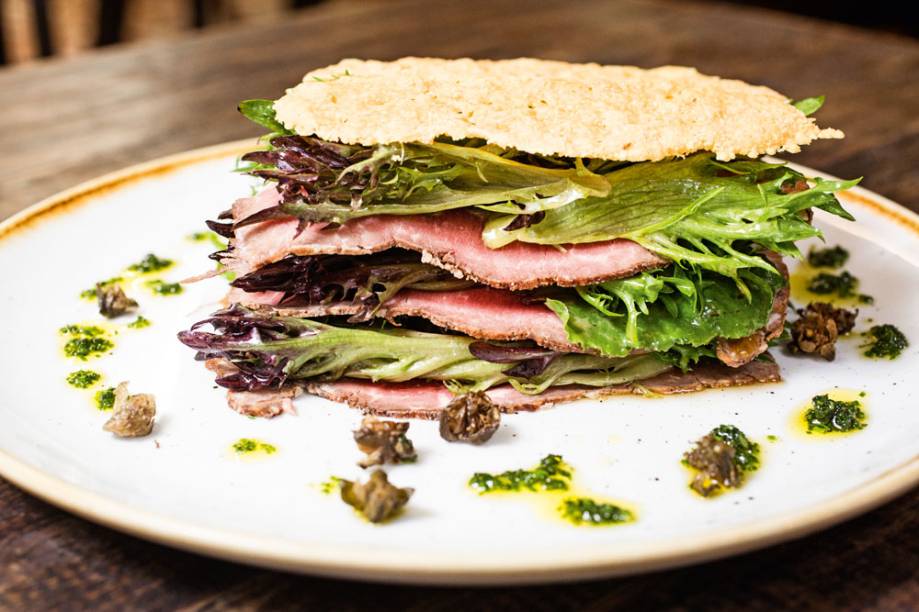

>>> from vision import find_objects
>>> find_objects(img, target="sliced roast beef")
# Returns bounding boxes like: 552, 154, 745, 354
226, 187, 666, 289
305, 357, 782, 419
228, 277, 789, 366
229, 286, 581, 353
226, 387, 302, 418
221, 233, 789, 367
229, 277, 789, 367
206, 358, 302, 417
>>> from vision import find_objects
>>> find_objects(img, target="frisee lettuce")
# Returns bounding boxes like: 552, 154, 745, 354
488, 154, 857, 294
576, 267, 698, 345
236, 139, 611, 226
660, 344, 719, 371
547, 266, 784, 357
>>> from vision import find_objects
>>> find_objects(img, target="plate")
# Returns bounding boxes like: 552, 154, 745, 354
0, 140, 916, 585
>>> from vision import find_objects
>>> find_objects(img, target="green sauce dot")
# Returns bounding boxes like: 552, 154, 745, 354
807, 245, 849, 269
469, 454, 572, 494
128, 253, 173, 274
146, 279, 183, 296
862, 324, 908, 360
66, 370, 101, 389
62, 332, 114, 360
805, 394, 866, 433
559, 497, 634, 526
232, 438, 277, 454
128, 316, 151, 329
319, 476, 344, 494
95, 387, 116, 411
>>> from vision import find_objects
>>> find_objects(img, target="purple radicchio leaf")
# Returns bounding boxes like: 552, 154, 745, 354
214, 353, 290, 391
230, 252, 461, 318
502, 210, 546, 231
205, 219, 235, 238
502, 354, 558, 379
235, 135, 401, 221
468, 342, 557, 363
468, 342, 559, 378
233, 205, 296, 230
176, 305, 309, 391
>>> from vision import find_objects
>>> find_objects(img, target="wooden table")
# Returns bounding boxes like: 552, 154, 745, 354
1, 0, 917, 608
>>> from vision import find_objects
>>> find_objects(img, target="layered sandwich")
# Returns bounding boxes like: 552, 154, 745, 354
179, 58, 856, 418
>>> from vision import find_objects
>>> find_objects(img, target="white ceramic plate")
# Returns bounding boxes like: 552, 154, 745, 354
0, 141, 917, 585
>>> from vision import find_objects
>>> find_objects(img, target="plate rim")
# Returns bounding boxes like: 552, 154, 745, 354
1, 139, 917, 585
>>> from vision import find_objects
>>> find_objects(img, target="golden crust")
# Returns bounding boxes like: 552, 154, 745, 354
273, 57, 843, 162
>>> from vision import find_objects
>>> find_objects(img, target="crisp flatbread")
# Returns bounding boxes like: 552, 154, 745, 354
274, 57, 842, 162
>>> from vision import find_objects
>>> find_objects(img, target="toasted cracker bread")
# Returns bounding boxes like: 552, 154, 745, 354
274, 57, 842, 162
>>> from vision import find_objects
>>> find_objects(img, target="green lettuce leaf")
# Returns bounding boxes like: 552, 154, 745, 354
238, 99, 293, 135
507, 353, 670, 395
575, 267, 697, 345
792, 96, 826, 116
659, 344, 719, 371
488, 154, 858, 289
546, 266, 784, 357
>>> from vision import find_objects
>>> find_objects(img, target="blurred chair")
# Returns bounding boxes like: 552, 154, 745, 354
33, 0, 51, 56
95, 0, 323, 46
96, 0, 126, 46
0, 3, 5, 64
0, 0, 324, 65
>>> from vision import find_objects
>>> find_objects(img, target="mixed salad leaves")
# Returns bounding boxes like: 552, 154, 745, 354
235, 99, 856, 287
181, 97, 857, 393
178, 305, 670, 393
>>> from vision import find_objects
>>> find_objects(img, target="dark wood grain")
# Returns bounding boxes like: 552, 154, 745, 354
1, 0, 917, 609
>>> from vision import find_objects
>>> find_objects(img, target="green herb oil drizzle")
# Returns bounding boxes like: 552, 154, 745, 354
95, 387, 116, 411
559, 497, 634, 526
469, 454, 571, 493
231, 438, 277, 455
145, 279, 183, 296
128, 253, 174, 274
66, 370, 101, 389
807, 244, 849, 268
127, 316, 151, 329
60, 324, 114, 360
468, 454, 635, 527
861, 324, 908, 359
805, 394, 867, 434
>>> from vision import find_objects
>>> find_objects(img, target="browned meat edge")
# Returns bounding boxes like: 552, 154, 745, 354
304, 357, 782, 420
716, 254, 790, 367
